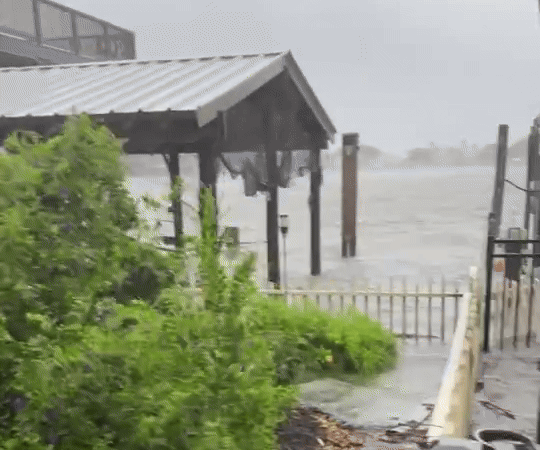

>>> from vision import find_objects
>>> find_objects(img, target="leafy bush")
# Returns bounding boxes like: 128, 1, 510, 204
0, 125, 300, 449
0, 115, 177, 339
248, 296, 398, 385
0, 115, 398, 450
2, 300, 297, 450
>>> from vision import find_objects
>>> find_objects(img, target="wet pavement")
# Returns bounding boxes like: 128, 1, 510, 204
473, 341, 540, 443
296, 340, 450, 430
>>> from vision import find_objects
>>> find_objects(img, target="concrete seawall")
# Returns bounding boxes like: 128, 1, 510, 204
428, 266, 484, 440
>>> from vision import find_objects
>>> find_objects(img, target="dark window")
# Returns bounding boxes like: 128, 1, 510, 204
0, 0, 35, 36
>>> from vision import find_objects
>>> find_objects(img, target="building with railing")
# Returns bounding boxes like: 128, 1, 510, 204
0, 0, 135, 67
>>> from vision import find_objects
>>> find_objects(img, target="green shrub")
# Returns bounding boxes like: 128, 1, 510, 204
0, 115, 398, 450
3, 300, 297, 450
248, 295, 398, 384
0, 150, 299, 449
0, 115, 177, 339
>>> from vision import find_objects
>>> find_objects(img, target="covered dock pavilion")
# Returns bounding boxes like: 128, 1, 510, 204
0, 50, 337, 286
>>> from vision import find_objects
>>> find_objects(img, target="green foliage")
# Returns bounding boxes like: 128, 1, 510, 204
0, 115, 398, 449
3, 301, 296, 450
0, 115, 176, 340
248, 296, 398, 385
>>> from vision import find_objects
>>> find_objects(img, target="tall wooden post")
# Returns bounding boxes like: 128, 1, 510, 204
483, 235, 495, 353
342, 133, 359, 257
531, 122, 540, 268
310, 146, 322, 275
198, 151, 218, 232
267, 185, 280, 287
489, 124, 509, 238
198, 113, 225, 235
164, 151, 183, 248
264, 100, 280, 287
524, 126, 539, 235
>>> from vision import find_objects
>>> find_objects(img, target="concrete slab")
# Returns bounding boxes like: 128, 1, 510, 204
473, 342, 540, 443
432, 437, 483, 450
296, 340, 450, 429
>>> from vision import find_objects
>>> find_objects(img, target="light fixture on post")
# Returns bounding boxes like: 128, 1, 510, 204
279, 214, 289, 303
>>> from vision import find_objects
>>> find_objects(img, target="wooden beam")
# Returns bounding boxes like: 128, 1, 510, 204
123, 120, 214, 154
218, 129, 317, 153
158, 110, 176, 131
43, 123, 64, 138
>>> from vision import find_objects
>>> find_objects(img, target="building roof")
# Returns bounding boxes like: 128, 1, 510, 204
0, 50, 336, 141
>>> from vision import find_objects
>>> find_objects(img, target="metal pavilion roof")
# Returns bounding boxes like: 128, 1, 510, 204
0, 50, 336, 141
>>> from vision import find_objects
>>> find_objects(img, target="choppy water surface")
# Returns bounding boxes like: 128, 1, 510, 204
124, 163, 528, 291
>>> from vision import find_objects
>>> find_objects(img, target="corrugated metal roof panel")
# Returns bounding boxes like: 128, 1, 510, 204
0, 51, 336, 140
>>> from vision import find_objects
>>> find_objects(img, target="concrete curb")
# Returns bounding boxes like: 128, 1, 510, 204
428, 266, 483, 440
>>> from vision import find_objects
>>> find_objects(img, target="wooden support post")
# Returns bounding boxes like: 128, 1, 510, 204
164, 151, 183, 248
264, 100, 280, 288
530, 124, 540, 269
489, 124, 509, 238
342, 133, 359, 257
267, 185, 280, 287
198, 112, 224, 236
484, 235, 495, 353
310, 146, 322, 276
198, 150, 218, 232
524, 126, 539, 235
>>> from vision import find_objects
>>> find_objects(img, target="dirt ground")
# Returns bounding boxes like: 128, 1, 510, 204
277, 405, 429, 450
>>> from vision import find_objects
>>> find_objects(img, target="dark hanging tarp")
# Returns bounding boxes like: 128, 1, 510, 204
219, 149, 315, 197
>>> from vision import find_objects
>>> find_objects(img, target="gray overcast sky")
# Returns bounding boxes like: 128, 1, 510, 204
61, 0, 540, 155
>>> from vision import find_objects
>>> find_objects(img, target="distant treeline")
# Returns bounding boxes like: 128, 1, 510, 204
321, 137, 530, 171
124, 137, 531, 177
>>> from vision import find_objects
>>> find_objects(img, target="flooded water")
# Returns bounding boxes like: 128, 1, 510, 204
124, 161, 529, 293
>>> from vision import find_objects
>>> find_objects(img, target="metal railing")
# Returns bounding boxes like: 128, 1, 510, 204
0, 0, 135, 63
484, 236, 540, 351
187, 277, 465, 344
261, 283, 463, 344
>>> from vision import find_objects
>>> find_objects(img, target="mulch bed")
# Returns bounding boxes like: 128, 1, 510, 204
276, 406, 436, 450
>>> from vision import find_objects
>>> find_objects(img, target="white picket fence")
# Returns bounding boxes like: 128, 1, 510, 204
187, 278, 465, 344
